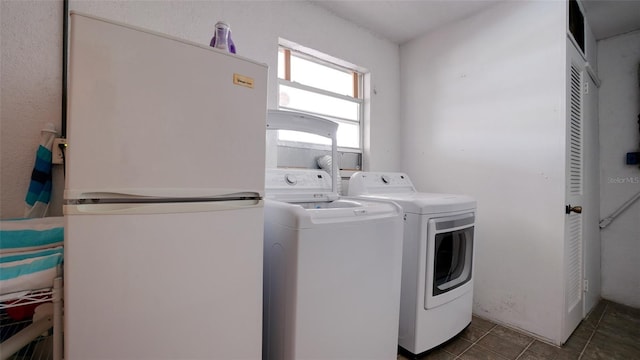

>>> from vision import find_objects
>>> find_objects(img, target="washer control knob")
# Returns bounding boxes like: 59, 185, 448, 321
285, 174, 297, 185
381, 175, 391, 184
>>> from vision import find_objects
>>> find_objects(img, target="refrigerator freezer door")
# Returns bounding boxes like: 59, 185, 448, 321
64, 206, 264, 359
66, 13, 267, 198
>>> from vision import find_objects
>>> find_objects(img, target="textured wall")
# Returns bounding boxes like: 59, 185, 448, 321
1, 1, 65, 218
0, 0, 400, 218
598, 29, 640, 309
400, 1, 569, 344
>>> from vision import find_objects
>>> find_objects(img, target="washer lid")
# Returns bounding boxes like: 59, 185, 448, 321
264, 197, 402, 229
356, 192, 476, 214
266, 110, 339, 195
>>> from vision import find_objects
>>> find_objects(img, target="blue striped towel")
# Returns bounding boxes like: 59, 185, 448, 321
0, 246, 63, 296
0, 217, 64, 295
24, 123, 57, 218
0, 217, 64, 254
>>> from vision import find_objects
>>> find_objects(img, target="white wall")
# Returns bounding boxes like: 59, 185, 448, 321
1, 1, 65, 218
0, 0, 401, 218
400, 1, 569, 343
598, 29, 640, 309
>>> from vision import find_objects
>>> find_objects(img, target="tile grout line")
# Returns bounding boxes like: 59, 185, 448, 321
578, 302, 609, 360
452, 323, 498, 359
513, 338, 536, 360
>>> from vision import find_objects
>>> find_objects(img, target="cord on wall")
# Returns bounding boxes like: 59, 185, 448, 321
585, 63, 601, 88
61, 0, 69, 138
600, 190, 640, 229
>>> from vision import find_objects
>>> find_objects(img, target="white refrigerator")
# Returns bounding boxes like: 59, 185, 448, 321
63, 13, 267, 359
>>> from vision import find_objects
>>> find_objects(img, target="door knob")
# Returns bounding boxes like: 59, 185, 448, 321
566, 205, 583, 214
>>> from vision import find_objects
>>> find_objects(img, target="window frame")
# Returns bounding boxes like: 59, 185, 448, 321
277, 45, 364, 155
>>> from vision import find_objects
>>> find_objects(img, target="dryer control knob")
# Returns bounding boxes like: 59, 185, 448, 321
381, 175, 391, 184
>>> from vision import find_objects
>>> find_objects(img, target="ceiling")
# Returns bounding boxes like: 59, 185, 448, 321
581, 0, 640, 40
309, 0, 640, 44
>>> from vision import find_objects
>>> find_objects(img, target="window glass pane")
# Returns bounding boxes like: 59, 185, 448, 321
278, 130, 331, 146
279, 84, 359, 121
335, 120, 359, 149
290, 55, 353, 96
277, 121, 359, 149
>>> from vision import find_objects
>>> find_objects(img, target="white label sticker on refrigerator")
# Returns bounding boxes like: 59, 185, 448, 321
233, 74, 254, 89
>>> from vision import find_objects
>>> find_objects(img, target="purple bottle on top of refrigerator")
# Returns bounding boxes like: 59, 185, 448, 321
210, 21, 236, 54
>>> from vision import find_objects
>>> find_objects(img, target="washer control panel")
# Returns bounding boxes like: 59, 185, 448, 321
266, 169, 330, 189
265, 168, 336, 202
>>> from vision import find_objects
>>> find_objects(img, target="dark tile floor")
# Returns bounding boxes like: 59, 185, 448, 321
398, 300, 640, 360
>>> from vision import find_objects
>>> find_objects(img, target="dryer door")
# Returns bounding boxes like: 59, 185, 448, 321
425, 212, 475, 309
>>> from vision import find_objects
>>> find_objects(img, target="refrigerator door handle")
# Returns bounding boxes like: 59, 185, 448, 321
64, 189, 262, 202
64, 199, 263, 215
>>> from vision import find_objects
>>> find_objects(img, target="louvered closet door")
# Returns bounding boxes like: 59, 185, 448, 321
562, 42, 585, 343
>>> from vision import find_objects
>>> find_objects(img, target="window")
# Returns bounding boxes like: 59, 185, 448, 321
568, 0, 585, 54
277, 44, 364, 152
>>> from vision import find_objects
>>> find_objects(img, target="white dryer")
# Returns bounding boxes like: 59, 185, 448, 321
349, 172, 477, 357
262, 112, 404, 360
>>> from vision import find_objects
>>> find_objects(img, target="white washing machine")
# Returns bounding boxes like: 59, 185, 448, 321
349, 172, 477, 358
262, 110, 404, 360
263, 168, 404, 360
